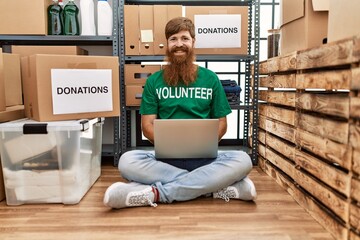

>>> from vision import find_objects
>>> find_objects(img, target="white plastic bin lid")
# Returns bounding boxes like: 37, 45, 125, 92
0, 118, 103, 133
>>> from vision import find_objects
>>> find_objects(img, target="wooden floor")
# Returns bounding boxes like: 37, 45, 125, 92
0, 160, 335, 240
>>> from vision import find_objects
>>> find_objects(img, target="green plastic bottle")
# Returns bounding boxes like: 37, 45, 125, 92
63, 0, 79, 35
47, 0, 63, 35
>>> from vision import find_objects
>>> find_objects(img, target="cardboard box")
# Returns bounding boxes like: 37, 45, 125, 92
125, 64, 161, 85
13, 46, 88, 118
327, 0, 360, 43
185, 6, 248, 55
0, 118, 103, 205
11, 46, 88, 57
126, 85, 144, 106
3, 54, 22, 107
22, 54, 120, 121
0, 49, 5, 112
154, 5, 182, 55
139, 5, 155, 55
0, 105, 25, 123
0, 0, 51, 35
124, 5, 140, 55
279, 0, 328, 55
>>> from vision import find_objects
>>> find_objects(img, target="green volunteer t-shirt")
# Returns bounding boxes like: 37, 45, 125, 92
140, 66, 232, 119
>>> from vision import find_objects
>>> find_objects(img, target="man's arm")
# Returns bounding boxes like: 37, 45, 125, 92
141, 114, 157, 144
218, 117, 228, 141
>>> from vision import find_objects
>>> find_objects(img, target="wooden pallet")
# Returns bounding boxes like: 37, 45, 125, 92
252, 35, 360, 240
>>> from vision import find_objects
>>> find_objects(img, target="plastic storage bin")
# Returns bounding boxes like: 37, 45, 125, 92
0, 117, 104, 205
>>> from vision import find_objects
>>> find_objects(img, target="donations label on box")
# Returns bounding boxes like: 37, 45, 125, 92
51, 69, 113, 115
194, 14, 241, 48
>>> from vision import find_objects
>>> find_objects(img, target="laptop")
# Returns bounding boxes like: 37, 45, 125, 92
153, 119, 219, 159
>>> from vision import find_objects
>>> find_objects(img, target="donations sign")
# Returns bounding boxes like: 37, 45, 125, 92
51, 69, 113, 114
194, 14, 241, 48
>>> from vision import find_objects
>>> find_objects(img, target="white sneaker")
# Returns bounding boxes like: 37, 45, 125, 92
104, 182, 158, 209
213, 177, 257, 202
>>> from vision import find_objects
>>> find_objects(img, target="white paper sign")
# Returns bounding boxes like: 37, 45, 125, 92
51, 69, 113, 115
194, 14, 241, 48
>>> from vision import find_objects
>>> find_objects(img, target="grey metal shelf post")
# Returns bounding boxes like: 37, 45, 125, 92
118, 0, 260, 165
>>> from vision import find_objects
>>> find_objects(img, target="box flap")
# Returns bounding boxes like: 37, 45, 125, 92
312, 0, 329, 11
280, 0, 304, 26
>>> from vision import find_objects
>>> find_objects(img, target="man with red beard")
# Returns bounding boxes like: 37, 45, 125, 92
104, 17, 256, 209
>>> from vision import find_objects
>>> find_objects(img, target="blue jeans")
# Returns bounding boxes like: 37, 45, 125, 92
118, 150, 253, 203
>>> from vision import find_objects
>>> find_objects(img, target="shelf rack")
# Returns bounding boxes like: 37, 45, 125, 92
118, 0, 260, 166
0, 0, 122, 164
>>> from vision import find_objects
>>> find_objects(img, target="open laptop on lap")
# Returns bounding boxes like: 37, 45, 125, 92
153, 119, 219, 159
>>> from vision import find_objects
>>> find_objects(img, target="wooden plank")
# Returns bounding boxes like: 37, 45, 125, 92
259, 61, 269, 75
266, 133, 295, 161
350, 203, 360, 233
297, 37, 355, 70
297, 113, 349, 144
296, 92, 350, 119
291, 183, 349, 240
258, 104, 266, 116
350, 230, 360, 240
278, 51, 297, 72
295, 128, 352, 171
266, 57, 279, 73
266, 118, 296, 143
295, 149, 351, 197
353, 35, 360, 62
258, 129, 266, 144
258, 90, 268, 102
293, 168, 349, 223
351, 67, 360, 90
296, 69, 351, 90
264, 105, 296, 126
351, 177, 360, 203
353, 148, 360, 176
260, 74, 296, 88
350, 122, 360, 149
267, 91, 296, 107
264, 159, 348, 240
266, 147, 296, 180
258, 143, 266, 158
259, 114, 266, 130
350, 96, 360, 119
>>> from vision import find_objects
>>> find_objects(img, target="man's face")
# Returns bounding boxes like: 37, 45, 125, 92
167, 30, 194, 63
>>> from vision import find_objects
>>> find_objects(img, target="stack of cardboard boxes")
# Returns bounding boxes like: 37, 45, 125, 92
0, 45, 120, 205
279, 0, 360, 55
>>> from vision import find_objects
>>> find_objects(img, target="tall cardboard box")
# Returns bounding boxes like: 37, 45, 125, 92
0, 49, 5, 112
22, 54, 120, 122
153, 5, 183, 55
0, 0, 52, 35
185, 6, 248, 55
124, 5, 140, 55
327, 0, 360, 43
279, 0, 328, 55
139, 5, 154, 55
3, 54, 22, 107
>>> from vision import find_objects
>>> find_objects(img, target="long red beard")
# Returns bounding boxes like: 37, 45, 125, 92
163, 46, 197, 86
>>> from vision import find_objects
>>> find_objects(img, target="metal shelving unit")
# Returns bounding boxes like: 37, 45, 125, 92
0, 0, 122, 164
119, 0, 260, 166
